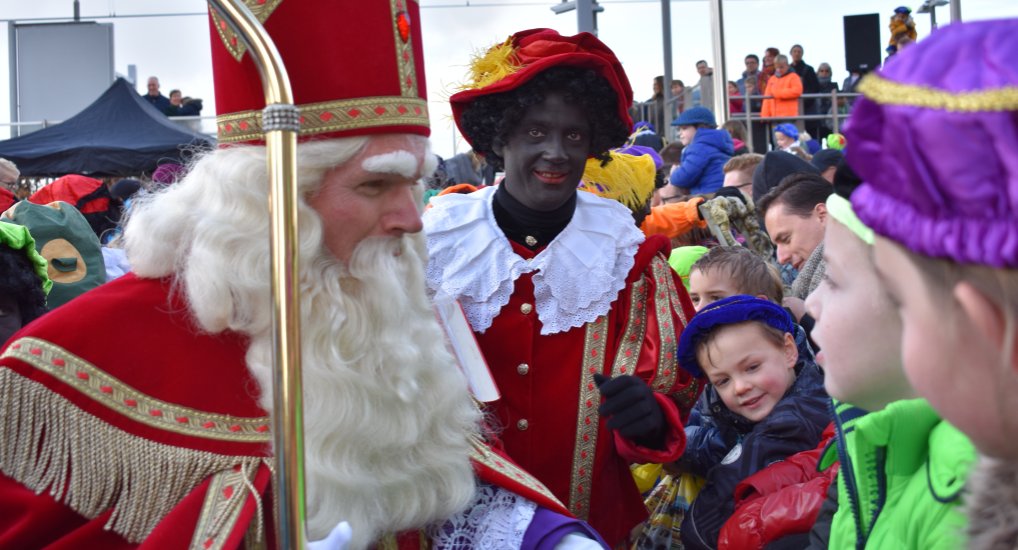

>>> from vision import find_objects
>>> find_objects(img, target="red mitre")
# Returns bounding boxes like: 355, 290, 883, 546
208, 0, 430, 145
449, 28, 633, 148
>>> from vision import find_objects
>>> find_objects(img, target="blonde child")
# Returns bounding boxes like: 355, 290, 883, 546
674, 296, 828, 549
687, 246, 821, 351
846, 19, 1017, 547
687, 246, 782, 312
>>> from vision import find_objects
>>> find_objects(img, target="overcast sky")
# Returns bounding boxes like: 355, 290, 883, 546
0, 0, 1014, 158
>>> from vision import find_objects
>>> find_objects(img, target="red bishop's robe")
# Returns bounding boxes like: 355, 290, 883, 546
424, 188, 704, 545
0, 274, 573, 549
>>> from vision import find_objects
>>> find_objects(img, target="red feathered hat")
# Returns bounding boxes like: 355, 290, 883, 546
209, 0, 430, 145
450, 28, 633, 147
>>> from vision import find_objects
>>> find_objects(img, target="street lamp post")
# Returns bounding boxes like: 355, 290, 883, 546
917, 0, 950, 30
550, 0, 604, 35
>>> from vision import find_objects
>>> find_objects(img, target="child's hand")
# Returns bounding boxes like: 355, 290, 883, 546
594, 374, 664, 442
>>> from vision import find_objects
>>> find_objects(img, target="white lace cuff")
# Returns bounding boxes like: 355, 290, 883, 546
429, 482, 535, 549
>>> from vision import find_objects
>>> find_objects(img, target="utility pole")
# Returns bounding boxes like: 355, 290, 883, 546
917, 0, 949, 30
661, 0, 673, 135
709, 0, 728, 122
550, 0, 604, 35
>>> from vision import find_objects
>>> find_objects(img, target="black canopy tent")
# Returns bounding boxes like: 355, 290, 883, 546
0, 78, 214, 177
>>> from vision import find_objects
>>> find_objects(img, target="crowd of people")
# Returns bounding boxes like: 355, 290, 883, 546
0, 4, 1014, 550
631, 5, 917, 156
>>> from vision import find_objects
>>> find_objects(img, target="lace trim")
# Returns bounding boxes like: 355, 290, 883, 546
429, 482, 534, 549
425, 186, 644, 335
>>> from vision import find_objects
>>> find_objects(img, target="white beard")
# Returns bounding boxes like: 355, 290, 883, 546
244, 235, 481, 548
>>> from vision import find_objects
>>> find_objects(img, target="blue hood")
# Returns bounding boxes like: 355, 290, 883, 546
693, 128, 735, 156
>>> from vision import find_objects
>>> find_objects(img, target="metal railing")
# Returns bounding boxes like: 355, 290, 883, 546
631, 89, 862, 152
0, 115, 219, 140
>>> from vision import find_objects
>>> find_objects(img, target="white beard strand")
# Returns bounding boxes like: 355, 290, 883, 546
245, 235, 480, 548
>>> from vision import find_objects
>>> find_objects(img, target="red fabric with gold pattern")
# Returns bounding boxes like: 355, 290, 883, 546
449, 28, 633, 148
0, 274, 271, 548
0, 274, 575, 548
209, 0, 430, 144
473, 234, 702, 546
1, 274, 268, 457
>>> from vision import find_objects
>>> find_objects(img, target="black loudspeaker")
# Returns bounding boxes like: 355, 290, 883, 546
844, 14, 882, 73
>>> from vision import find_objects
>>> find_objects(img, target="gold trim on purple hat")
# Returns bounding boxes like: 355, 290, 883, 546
858, 73, 1018, 111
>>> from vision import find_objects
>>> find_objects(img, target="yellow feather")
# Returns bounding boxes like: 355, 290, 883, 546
579, 152, 657, 212
460, 37, 521, 91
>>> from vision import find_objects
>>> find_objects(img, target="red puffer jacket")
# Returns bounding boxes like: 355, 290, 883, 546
717, 423, 837, 550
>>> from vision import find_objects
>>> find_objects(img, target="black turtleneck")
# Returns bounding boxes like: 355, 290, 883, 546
493, 183, 576, 251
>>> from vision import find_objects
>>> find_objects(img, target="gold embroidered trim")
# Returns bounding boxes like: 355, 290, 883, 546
858, 73, 1018, 112
2, 337, 271, 442
611, 277, 648, 377
0, 369, 263, 543
391, 0, 419, 97
216, 96, 430, 143
656, 256, 703, 412
210, 0, 284, 62
567, 315, 609, 519
377, 534, 399, 550
469, 437, 564, 508
651, 257, 680, 393
191, 463, 261, 550
243, 517, 268, 550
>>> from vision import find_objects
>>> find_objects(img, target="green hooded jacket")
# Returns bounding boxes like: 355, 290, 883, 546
825, 398, 975, 549
0, 220, 52, 295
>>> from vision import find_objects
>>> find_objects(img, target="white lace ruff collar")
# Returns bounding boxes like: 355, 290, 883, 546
424, 186, 644, 335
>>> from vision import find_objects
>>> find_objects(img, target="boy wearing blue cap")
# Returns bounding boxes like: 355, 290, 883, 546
669, 106, 734, 195
674, 295, 829, 549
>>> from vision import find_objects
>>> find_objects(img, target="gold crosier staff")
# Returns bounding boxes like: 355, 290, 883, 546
206, 1, 306, 548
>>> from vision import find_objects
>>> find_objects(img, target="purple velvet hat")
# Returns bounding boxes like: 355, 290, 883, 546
847, 19, 1018, 268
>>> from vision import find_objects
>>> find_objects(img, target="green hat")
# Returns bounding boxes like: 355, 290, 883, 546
3, 201, 105, 308
668, 246, 709, 290
0, 221, 52, 295
826, 194, 873, 245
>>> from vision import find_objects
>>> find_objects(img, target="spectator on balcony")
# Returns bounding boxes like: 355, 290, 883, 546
671, 79, 688, 117
642, 75, 667, 135
761, 55, 803, 120
696, 60, 715, 112
737, 55, 759, 96
759, 47, 779, 93
141, 76, 170, 113
790, 45, 821, 139
814, 63, 840, 139
727, 81, 744, 118
163, 89, 204, 117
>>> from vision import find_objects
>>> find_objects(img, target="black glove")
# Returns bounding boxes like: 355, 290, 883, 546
712, 185, 748, 205
594, 374, 665, 446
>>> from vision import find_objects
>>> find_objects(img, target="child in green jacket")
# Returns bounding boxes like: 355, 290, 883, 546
804, 191, 975, 548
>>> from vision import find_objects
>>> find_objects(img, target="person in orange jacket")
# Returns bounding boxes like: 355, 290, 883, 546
761, 55, 803, 119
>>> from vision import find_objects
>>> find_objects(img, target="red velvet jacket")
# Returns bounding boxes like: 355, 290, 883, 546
475, 234, 702, 546
0, 275, 572, 549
